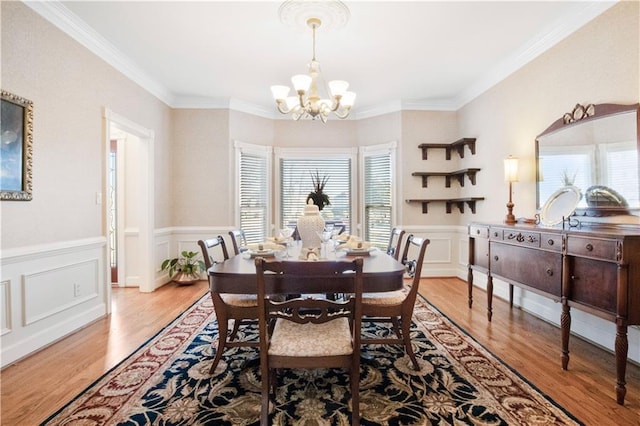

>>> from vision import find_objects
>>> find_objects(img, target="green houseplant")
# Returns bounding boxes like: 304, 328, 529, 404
161, 250, 206, 285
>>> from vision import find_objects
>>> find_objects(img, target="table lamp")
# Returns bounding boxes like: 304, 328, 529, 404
504, 156, 519, 224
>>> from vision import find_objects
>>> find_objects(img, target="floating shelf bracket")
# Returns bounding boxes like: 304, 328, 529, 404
405, 197, 485, 214
418, 138, 477, 160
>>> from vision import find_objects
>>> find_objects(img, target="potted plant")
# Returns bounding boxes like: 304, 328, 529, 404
307, 170, 330, 211
161, 250, 206, 285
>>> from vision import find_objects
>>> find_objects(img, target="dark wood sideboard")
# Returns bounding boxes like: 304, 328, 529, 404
467, 222, 640, 405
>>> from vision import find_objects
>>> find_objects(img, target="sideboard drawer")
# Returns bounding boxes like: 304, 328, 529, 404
490, 242, 562, 297
469, 224, 489, 239
540, 233, 563, 252
567, 236, 618, 261
502, 230, 541, 248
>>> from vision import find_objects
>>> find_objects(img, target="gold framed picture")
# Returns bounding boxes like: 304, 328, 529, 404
1, 90, 33, 201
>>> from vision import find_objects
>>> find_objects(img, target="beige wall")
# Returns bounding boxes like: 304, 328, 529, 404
273, 117, 357, 148
458, 1, 639, 225
2, 1, 638, 245
170, 108, 230, 226
1, 2, 172, 249
400, 110, 459, 226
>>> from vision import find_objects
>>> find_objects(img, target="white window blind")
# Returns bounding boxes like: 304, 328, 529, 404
237, 144, 270, 244
604, 142, 639, 206
364, 152, 392, 248
280, 158, 351, 232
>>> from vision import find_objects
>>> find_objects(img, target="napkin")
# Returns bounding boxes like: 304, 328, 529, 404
244, 242, 285, 252
334, 233, 351, 243
299, 247, 320, 261
267, 236, 291, 244
341, 237, 373, 250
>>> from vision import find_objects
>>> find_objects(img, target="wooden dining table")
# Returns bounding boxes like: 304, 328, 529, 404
208, 245, 406, 294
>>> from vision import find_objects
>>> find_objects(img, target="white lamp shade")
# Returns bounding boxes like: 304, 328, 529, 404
285, 96, 299, 110
341, 91, 356, 107
270, 85, 290, 101
328, 80, 349, 97
504, 157, 519, 182
291, 74, 312, 92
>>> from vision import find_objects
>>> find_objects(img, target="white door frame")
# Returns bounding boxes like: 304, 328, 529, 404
103, 108, 155, 301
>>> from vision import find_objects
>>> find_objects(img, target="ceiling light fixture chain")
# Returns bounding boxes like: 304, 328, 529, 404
271, 1, 355, 123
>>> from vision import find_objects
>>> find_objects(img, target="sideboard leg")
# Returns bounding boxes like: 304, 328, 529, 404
615, 324, 628, 405
486, 275, 493, 321
467, 267, 474, 308
561, 303, 571, 370
509, 284, 514, 308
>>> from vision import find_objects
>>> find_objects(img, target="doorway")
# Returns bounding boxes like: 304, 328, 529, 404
104, 109, 155, 303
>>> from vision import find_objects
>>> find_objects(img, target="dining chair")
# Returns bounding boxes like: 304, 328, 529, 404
386, 227, 406, 260
361, 234, 430, 370
198, 236, 259, 374
255, 257, 364, 426
228, 229, 247, 256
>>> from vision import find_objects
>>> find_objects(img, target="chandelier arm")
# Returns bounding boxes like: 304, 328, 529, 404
275, 100, 293, 114
329, 96, 342, 112
298, 91, 307, 108
333, 107, 351, 119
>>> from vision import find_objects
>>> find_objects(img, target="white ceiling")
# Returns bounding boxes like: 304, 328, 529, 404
30, 1, 616, 119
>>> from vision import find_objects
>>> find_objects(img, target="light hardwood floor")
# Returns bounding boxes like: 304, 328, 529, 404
419, 277, 640, 425
1, 278, 639, 425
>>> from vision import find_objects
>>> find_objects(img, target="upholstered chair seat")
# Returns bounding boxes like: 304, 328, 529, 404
219, 293, 258, 307
362, 290, 406, 305
269, 318, 353, 357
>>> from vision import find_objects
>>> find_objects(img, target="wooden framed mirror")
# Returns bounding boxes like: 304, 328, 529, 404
536, 103, 640, 226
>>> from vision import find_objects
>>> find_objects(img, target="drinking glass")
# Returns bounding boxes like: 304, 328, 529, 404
279, 227, 294, 258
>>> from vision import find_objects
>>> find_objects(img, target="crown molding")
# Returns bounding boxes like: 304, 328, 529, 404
169, 96, 230, 110
26, 0, 616, 116
229, 98, 279, 119
24, 0, 175, 106
455, 1, 617, 109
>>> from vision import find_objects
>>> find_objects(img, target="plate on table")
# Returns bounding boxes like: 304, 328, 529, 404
247, 249, 276, 258
540, 185, 581, 226
343, 247, 374, 256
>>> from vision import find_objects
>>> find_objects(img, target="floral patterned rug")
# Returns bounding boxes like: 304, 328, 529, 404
42, 292, 582, 425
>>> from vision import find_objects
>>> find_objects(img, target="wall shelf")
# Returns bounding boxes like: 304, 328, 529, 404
412, 168, 480, 187
418, 137, 476, 160
406, 197, 485, 214
411, 137, 482, 214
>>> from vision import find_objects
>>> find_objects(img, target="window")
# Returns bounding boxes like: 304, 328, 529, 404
277, 148, 355, 233
362, 142, 396, 248
602, 141, 639, 207
235, 141, 271, 244
538, 144, 594, 207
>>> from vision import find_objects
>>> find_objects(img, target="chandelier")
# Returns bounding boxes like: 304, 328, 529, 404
270, 16, 355, 123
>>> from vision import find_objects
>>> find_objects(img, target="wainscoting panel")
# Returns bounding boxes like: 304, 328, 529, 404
0, 238, 107, 367
22, 259, 99, 326
1, 280, 11, 336
457, 234, 469, 280
404, 225, 466, 277
155, 240, 170, 273
154, 227, 232, 288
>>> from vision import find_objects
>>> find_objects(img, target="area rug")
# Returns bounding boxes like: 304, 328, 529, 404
42, 291, 582, 425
